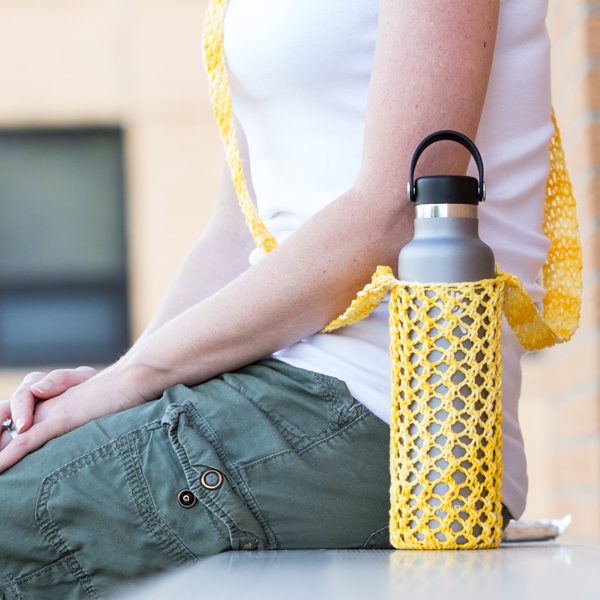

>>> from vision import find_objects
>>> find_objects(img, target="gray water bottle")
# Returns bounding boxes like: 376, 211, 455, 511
398, 130, 494, 282
398, 131, 496, 539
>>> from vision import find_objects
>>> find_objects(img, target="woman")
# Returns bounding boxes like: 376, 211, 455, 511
1, 0, 552, 597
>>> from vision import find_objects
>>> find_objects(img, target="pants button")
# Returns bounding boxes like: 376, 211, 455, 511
200, 469, 224, 490
177, 490, 197, 508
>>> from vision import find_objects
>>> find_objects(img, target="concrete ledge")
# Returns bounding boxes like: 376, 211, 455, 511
113, 542, 600, 600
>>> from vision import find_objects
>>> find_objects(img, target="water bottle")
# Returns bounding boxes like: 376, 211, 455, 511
398, 130, 494, 282
395, 130, 498, 546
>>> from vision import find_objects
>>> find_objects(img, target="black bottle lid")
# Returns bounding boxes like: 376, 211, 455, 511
413, 175, 480, 205
407, 130, 486, 205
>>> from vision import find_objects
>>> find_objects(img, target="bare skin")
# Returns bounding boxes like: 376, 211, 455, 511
0, 0, 500, 470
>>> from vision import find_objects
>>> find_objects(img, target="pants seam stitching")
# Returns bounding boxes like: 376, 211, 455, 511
298, 412, 371, 456
242, 412, 371, 472
239, 448, 295, 471
0, 574, 22, 600
312, 371, 346, 427
12, 557, 64, 586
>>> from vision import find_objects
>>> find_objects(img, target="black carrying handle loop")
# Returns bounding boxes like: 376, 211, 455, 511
407, 130, 485, 202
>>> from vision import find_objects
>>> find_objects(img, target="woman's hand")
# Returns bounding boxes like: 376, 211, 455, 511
0, 363, 146, 473
0, 366, 98, 438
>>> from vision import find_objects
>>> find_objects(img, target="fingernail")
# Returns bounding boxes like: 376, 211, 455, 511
16, 418, 25, 432
31, 380, 52, 392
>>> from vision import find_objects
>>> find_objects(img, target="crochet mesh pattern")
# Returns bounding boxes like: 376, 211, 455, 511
202, 0, 582, 549
389, 278, 505, 549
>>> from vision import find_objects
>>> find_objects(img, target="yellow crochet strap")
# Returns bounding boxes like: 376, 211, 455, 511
540, 110, 583, 343
202, 0, 278, 254
321, 266, 398, 333
389, 276, 505, 549
202, 0, 582, 346
503, 273, 561, 351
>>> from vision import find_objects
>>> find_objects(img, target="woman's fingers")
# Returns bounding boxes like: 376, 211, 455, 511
0, 400, 12, 451
0, 385, 90, 473
0, 430, 12, 452
0, 399, 10, 422
0, 415, 70, 473
29, 366, 97, 400
8, 371, 47, 434
0, 366, 144, 472
7, 367, 97, 436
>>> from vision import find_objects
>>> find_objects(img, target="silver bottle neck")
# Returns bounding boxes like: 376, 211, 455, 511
415, 203, 478, 219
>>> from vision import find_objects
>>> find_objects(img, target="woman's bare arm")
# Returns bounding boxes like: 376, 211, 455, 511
133, 123, 257, 345
122, 0, 501, 396
0, 0, 500, 470
133, 156, 255, 344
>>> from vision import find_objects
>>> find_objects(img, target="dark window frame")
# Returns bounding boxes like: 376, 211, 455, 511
0, 126, 131, 367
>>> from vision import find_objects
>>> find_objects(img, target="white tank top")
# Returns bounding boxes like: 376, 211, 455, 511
222, 0, 553, 520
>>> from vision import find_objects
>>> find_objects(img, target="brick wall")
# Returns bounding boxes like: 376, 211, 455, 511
520, 0, 600, 539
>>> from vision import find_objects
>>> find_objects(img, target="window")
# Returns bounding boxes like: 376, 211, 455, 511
0, 127, 129, 366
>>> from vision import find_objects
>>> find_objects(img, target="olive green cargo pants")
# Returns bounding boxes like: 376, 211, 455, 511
0, 358, 392, 599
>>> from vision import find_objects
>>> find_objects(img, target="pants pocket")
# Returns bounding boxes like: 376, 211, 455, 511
34, 422, 231, 597
160, 401, 269, 551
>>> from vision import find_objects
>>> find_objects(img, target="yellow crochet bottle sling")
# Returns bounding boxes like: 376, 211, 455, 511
201, 0, 583, 550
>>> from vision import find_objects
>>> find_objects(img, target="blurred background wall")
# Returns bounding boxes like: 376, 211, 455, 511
0, 0, 598, 538
0, 0, 219, 381
518, 0, 600, 539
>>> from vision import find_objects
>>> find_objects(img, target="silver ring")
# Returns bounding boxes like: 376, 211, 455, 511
2, 418, 18, 440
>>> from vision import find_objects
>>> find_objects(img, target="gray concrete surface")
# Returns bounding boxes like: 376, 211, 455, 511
113, 542, 600, 600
